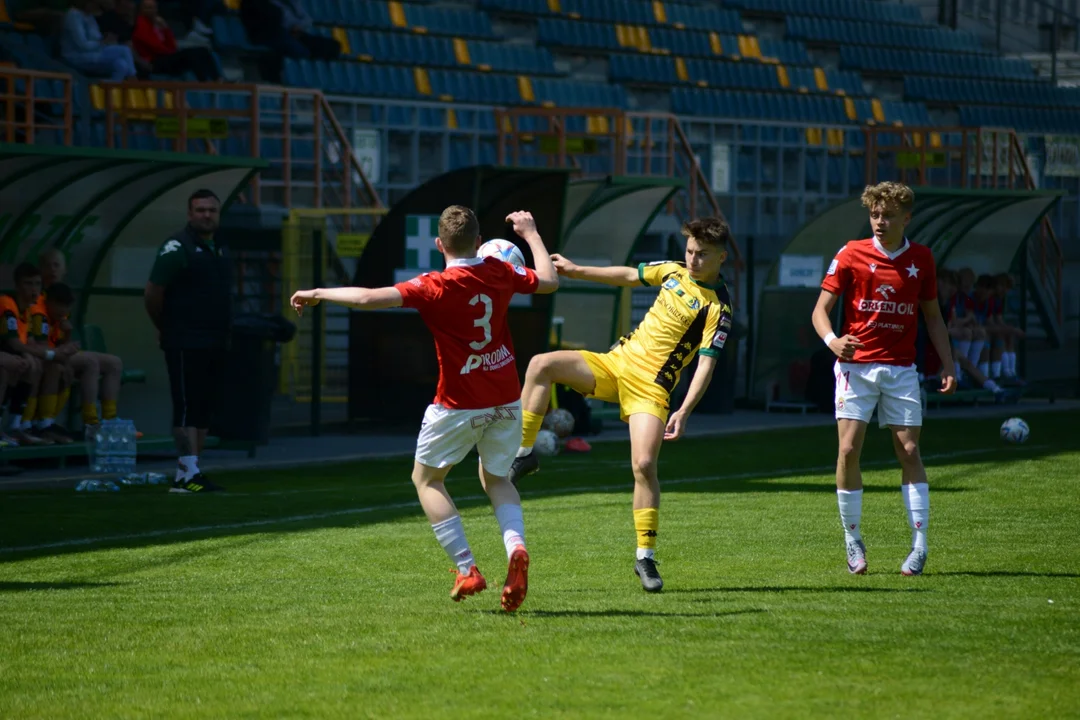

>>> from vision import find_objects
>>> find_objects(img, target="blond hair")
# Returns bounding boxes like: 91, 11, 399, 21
861, 182, 914, 213
438, 205, 480, 255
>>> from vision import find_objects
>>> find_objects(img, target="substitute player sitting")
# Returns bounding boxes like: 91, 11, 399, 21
509, 217, 734, 593
811, 182, 956, 578
290, 207, 558, 612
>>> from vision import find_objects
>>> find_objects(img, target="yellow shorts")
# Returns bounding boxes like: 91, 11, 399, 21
579, 348, 670, 423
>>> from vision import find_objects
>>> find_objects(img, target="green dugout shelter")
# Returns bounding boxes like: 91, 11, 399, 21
754, 187, 1064, 404
0, 143, 265, 435
554, 175, 684, 351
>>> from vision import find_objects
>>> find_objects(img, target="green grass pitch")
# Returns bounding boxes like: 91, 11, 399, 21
1, 411, 1078, 718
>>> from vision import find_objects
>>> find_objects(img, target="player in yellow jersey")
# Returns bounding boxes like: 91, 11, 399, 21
509, 217, 734, 592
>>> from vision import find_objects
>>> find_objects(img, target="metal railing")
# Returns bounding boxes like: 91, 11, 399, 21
866, 124, 1063, 324
495, 106, 745, 302
0, 65, 73, 145
98, 81, 382, 210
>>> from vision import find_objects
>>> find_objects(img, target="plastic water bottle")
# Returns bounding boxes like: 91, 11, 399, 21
144, 472, 168, 485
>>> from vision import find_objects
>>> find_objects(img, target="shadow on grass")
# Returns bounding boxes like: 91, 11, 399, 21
667, 585, 928, 594
0, 580, 121, 592
479, 608, 767, 620
934, 571, 1080, 579
0, 412, 1074, 566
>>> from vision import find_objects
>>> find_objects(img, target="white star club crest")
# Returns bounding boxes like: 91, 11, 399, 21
869, 263, 877, 273
906, 263, 920, 278
160, 239, 181, 256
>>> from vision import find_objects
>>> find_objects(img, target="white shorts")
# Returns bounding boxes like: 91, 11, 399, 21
415, 401, 523, 477
834, 361, 922, 428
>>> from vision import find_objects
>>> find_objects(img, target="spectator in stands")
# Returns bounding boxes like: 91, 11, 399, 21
1, 264, 60, 446
95, 0, 133, 44
972, 274, 1002, 379
178, 0, 225, 47
0, 349, 32, 447
60, 0, 138, 82
932, 270, 1005, 399
993, 273, 1023, 381
39, 248, 127, 432
133, 0, 222, 81
241, 0, 339, 82
947, 267, 989, 382
96, 0, 153, 77
34, 283, 80, 444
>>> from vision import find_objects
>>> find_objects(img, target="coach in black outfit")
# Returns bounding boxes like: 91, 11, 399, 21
144, 189, 231, 493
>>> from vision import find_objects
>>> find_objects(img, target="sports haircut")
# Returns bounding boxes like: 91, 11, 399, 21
861, 182, 915, 213
14, 262, 40, 283
681, 216, 731, 248
976, 274, 996, 290
938, 268, 957, 286
46, 283, 75, 305
188, 188, 220, 209
438, 205, 480, 255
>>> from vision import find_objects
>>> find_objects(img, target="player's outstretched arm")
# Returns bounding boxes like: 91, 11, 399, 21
665, 353, 717, 440
291, 286, 403, 315
506, 210, 559, 294
812, 289, 863, 360
550, 255, 638, 287
921, 299, 957, 394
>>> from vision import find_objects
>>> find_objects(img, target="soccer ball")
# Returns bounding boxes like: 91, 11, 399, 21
1000, 417, 1030, 444
533, 429, 560, 457
543, 408, 575, 438
477, 238, 526, 268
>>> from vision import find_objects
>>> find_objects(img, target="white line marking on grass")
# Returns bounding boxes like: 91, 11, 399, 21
0, 445, 1048, 555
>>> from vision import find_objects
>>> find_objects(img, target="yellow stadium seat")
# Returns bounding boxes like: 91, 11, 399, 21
412, 67, 431, 95
388, 1, 407, 28
517, 75, 535, 103
652, 1, 667, 24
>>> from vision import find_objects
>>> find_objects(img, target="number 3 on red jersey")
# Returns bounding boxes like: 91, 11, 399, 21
469, 294, 493, 350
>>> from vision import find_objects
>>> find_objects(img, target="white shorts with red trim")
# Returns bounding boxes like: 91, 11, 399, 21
415, 401, 523, 477
834, 361, 922, 428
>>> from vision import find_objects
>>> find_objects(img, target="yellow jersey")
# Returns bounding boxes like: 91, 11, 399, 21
613, 262, 733, 394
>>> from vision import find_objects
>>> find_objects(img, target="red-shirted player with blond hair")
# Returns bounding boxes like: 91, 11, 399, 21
811, 182, 956, 577
291, 207, 558, 612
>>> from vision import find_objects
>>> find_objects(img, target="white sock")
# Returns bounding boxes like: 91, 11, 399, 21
837, 488, 863, 543
984, 379, 1001, 392
21, 419, 32, 431
35, 418, 54, 430
636, 547, 656, 560
955, 340, 971, 363
515, 445, 532, 458
1004, 352, 1016, 376
9, 414, 21, 430
431, 515, 475, 574
978, 361, 989, 376
967, 340, 984, 366
176, 454, 200, 482
902, 483, 929, 551
493, 503, 526, 558
991, 361, 1002, 378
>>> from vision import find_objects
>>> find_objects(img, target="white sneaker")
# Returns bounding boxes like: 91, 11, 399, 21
846, 538, 867, 575
901, 548, 928, 576
192, 18, 214, 35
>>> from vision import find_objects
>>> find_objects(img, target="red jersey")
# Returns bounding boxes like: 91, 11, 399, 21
394, 256, 539, 410
821, 238, 937, 366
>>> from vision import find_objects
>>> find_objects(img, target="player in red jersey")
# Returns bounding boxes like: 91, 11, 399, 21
290, 207, 558, 611
811, 182, 956, 577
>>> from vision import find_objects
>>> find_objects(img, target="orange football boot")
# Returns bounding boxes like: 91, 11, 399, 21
500, 546, 530, 612
450, 566, 487, 602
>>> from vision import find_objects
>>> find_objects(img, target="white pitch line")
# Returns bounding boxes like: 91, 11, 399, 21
0, 444, 1049, 555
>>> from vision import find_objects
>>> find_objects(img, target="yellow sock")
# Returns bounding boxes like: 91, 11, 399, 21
38, 394, 58, 422
102, 399, 118, 420
25, 397, 38, 423
58, 387, 71, 414
82, 403, 100, 426
521, 410, 544, 450
634, 508, 659, 553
